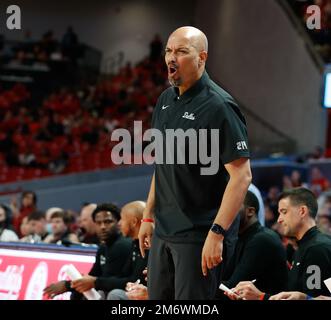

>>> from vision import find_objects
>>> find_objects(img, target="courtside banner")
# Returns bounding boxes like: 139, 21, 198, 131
0, 246, 95, 300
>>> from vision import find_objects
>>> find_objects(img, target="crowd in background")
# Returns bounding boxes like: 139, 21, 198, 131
0, 27, 82, 67
0, 33, 167, 182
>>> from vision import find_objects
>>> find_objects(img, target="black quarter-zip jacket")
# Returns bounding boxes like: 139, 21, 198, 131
288, 226, 331, 297
93, 239, 148, 291
221, 222, 288, 295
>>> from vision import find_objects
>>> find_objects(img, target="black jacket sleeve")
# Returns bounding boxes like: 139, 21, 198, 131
94, 255, 148, 291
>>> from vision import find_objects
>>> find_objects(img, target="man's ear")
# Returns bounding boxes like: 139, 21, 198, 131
300, 205, 309, 218
199, 51, 208, 66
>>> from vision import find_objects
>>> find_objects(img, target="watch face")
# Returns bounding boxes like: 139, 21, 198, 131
211, 224, 225, 236
211, 224, 220, 234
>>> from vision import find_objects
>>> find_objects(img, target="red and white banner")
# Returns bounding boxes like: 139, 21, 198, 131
0, 248, 95, 300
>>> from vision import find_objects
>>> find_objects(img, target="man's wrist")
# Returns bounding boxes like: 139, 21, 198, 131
210, 223, 227, 238
259, 293, 265, 300
64, 280, 72, 291
208, 230, 224, 241
142, 210, 154, 220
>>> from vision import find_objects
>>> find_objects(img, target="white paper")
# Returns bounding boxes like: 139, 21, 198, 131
64, 264, 101, 300
219, 283, 235, 295
324, 277, 331, 294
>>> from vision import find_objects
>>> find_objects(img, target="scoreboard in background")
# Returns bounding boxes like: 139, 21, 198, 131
0, 242, 96, 300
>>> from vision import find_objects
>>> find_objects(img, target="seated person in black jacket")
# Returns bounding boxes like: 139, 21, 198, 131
217, 190, 288, 299
43, 203, 132, 299
227, 188, 331, 300
106, 201, 149, 300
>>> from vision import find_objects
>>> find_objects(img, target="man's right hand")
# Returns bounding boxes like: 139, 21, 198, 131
43, 281, 67, 299
126, 284, 148, 300
138, 222, 154, 258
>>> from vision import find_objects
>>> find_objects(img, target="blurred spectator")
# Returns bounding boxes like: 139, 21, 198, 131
45, 207, 63, 230
0, 204, 19, 242
310, 167, 330, 197
21, 30, 34, 52
78, 203, 98, 244
43, 210, 79, 245
316, 196, 331, 235
264, 201, 277, 229
282, 175, 293, 191
61, 26, 79, 63
18, 146, 37, 167
48, 150, 69, 174
316, 211, 331, 235
20, 210, 49, 242
265, 186, 280, 223
40, 30, 57, 57
11, 191, 38, 236
307, 146, 325, 160
48, 113, 64, 136
19, 216, 31, 238
290, 170, 306, 188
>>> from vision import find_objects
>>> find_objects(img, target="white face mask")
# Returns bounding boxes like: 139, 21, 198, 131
46, 223, 53, 234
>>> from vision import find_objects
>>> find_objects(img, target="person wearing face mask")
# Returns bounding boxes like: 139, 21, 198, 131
43, 210, 79, 245
0, 204, 19, 242
45, 207, 63, 234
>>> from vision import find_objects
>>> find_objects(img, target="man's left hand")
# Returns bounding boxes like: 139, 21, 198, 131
71, 275, 96, 293
201, 231, 223, 276
269, 291, 307, 300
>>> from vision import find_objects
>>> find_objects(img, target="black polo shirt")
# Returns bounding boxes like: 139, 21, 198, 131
288, 226, 331, 297
151, 71, 250, 243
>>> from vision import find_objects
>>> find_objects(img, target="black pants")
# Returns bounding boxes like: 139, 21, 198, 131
147, 215, 239, 300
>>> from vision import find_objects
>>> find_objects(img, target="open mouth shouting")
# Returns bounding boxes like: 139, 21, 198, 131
168, 64, 179, 77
